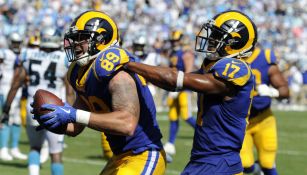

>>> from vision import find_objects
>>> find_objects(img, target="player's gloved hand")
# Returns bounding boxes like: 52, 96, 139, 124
256, 84, 279, 98
34, 103, 77, 130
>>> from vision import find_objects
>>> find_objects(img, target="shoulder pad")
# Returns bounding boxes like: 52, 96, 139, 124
93, 47, 130, 80
210, 58, 251, 86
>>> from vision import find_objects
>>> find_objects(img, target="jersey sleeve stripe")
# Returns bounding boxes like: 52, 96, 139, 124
92, 60, 101, 81
245, 48, 260, 64
264, 49, 271, 64
67, 62, 77, 84
75, 62, 93, 92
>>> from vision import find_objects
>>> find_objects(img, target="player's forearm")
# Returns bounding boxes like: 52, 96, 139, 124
4, 67, 26, 113
126, 62, 177, 91
277, 85, 290, 99
3, 81, 23, 113
84, 111, 137, 136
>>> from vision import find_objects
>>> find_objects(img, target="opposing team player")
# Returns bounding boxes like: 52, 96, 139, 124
164, 30, 196, 158
1, 28, 73, 175
21, 33, 51, 164
240, 44, 289, 175
121, 10, 257, 174
35, 10, 166, 175
0, 33, 27, 161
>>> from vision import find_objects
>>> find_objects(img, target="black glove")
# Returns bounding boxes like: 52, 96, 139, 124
1, 104, 10, 124
0, 112, 9, 124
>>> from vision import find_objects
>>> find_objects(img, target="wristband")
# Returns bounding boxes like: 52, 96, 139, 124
2, 104, 10, 114
76, 110, 91, 125
176, 71, 184, 90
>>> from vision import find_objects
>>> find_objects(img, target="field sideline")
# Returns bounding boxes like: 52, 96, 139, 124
0, 111, 306, 175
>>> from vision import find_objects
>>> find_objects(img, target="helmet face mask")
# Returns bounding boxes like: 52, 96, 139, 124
64, 31, 91, 62
195, 20, 230, 55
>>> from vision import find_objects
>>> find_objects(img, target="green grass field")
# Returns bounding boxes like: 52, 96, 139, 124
1, 111, 306, 175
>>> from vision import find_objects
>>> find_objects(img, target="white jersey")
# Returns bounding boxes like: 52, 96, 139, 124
0, 49, 21, 98
22, 49, 68, 99
0, 48, 22, 122
21, 48, 68, 125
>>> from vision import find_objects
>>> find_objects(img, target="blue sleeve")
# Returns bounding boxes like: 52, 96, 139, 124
209, 58, 251, 86
93, 47, 131, 80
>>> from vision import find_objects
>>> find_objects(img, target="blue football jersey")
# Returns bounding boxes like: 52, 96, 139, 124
192, 58, 254, 165
67, 46, 163, 154
169, 49, 185, 71
246, 48, 277, 118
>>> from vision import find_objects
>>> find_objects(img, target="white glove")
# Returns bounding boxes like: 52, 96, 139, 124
168, 92, 179, 98
256, 84, 279, 98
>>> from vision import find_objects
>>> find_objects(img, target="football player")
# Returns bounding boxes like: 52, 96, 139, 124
21, 33, 51, 164
0, 32, 27, 161
240, 44, 289, 175
121, 10, 257, 174
35, 10, 166, 175
1, 28, 74, 175
164, 30, 196, 158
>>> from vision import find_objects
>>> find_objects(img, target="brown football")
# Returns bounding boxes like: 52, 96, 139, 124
33, 89, 67, 134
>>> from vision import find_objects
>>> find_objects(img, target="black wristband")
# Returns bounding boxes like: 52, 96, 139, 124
2, 104, 10, 114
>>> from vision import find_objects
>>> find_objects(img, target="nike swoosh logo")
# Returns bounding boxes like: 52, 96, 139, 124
59, 107, 70, 113
231, 60, 240, 64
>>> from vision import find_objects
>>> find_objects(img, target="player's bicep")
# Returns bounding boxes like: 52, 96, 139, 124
268, 65, 287, 88
268, 65, 289, 98
12, 66, 27, 88
109, 71, 140, 122
183, 73, 232, 95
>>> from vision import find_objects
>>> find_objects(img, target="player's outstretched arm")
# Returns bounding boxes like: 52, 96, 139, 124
125, 62, 230, 94
86, 70, 140, 136
268, 64, 289, 99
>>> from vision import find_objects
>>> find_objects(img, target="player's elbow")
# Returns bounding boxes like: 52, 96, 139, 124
279, 86, 290, 99
65, 131, 79, 137
120, 111, 137, 136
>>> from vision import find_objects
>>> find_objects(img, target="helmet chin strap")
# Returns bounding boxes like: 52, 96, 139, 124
224, 45, 253, 59
76, 52, 100, 66
205, 52, 220, 61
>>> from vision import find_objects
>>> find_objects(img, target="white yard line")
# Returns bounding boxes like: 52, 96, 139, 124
63, 157, 106, 166
62, 148, 307, 175
278, 150, 307, 157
